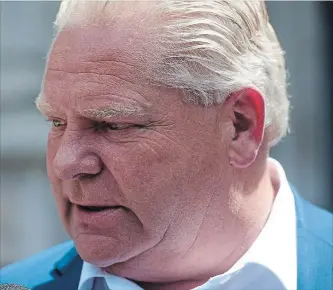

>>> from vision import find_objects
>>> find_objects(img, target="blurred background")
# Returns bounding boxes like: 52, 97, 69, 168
0, 1, 332, 267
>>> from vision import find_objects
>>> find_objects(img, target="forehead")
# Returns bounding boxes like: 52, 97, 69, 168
42, 25, 158, 114
47, 24, 153, 83
49, 24, 149, 66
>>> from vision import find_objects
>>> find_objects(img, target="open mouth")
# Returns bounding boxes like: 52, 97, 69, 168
78, 205, 122, 212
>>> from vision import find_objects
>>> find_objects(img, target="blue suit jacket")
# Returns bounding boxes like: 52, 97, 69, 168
1, 193, 332, 290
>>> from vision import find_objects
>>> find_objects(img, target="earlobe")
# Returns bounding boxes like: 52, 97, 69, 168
229, 136, 260, 168
228, 88, 265, 168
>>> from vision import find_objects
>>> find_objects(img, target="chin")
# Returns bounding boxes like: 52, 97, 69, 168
74, 233, 125, 267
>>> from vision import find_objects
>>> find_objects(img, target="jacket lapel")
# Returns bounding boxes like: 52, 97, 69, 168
33, 247, 83, 290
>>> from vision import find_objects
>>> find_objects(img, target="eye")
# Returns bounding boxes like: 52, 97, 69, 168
52, 120, 62, 127
95, 122, 143, 132
49, 119, 66, 128
107, 123, 125, 130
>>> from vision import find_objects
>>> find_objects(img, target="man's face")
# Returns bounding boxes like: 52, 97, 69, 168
42, 26, 231, 276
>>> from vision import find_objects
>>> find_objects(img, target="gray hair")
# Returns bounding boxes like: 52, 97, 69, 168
53, 0, 290, 146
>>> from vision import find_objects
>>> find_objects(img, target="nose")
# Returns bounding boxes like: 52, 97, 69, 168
52, 139, 103, 180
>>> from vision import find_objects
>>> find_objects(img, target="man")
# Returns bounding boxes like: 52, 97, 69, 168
1, 1, 332, 289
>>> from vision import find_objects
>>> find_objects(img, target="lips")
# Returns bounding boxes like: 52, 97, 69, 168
72, 203, 125, 232
77, 205, 122, 212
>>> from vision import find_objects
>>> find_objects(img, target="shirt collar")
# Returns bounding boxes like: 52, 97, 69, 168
78, 261, 144, 290
78, 158, 297, 290
195, 157, 297, 289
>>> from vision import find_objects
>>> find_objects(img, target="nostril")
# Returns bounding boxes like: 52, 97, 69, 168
73, 172, 99, 180
73, 173, 87, 179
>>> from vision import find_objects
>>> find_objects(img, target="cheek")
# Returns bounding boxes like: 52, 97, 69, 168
102, 140, 197, 221
115, 142, 183, 188
46, 136, 72, 231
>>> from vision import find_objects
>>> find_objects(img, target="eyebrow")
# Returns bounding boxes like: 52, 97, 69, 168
82, 103, 146, 119
35, 92, 148, 119
35, 93, 56, 116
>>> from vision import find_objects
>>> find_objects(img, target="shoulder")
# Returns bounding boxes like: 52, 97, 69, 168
0, 240, 74, 288
295, 193, 332, 246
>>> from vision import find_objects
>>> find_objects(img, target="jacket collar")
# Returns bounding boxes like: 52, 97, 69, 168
33, 247, 83, 290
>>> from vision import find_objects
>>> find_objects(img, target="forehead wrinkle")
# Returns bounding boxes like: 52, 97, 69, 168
45, 62, 153, 110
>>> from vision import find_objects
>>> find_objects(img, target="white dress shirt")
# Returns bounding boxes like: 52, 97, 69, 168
78, 158, 297, 290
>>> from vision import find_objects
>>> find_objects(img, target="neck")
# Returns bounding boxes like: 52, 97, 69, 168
117, 159, 279, 290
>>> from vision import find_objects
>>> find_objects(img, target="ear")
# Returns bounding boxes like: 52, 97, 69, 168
227, 88, 265, 168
